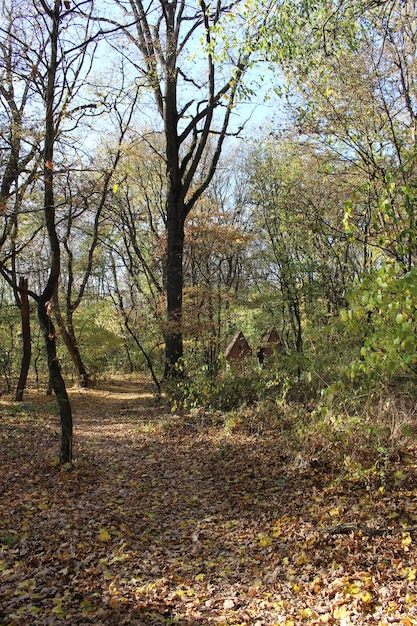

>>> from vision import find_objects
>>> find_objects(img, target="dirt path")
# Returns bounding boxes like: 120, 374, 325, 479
1, 378, 417, 625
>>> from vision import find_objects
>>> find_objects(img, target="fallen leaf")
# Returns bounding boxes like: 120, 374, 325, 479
98, 528, 111, 542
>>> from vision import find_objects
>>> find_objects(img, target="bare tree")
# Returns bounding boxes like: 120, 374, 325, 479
52, 85, 140, 388
0, 2, 45, 397
0, 0, 101, 464
106, 0, 263, 376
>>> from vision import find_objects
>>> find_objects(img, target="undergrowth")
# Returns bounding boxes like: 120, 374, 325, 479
166, 358, 417, 494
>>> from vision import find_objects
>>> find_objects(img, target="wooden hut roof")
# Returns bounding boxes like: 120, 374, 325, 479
225, 331, 252, 359
260, 327, 280, 345
257, 327, 283, 361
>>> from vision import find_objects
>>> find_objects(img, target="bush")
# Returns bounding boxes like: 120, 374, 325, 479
166, 352, 300, 411
342, 262, 417, 381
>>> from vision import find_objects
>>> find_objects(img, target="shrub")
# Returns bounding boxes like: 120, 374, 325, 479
342, 262, 417, 382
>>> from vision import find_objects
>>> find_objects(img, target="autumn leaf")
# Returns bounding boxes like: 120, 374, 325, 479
296, 550, 309, 565
257, 532, 273, 547
333, 603, 351, 620
108, 597, 120, 609
400, 567, 416, 582
98, 528, 111, 542
344, 581, 362, 597
361, 591, 372, 603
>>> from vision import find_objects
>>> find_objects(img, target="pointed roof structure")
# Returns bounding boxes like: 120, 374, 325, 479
257, 327, 283, 364
260, 327, 282, 348
225, 331, 252, 361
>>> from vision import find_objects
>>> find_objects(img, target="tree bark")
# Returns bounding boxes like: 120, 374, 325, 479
164, 199, 185, 376
38, 298, 72, 463
15, 277, 31, 402
53, 296, 90, 387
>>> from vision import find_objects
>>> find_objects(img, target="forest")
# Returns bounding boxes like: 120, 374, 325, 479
1, 0, 417, 624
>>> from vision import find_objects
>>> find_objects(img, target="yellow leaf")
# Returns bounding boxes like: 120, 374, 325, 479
257, 533, 273, 547
402, 534, 412, 547
51, 599, 66, 617
333, 604, 350, 620
399, 567, 416, 580
98, 528, 111, 542
361, 592, 372, 603
344, 582, 361, 597
329, 508, 340, 517
297, 550, 310, 565
28, 606, 41, 615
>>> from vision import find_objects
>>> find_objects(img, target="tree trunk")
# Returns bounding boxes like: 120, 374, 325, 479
40, 0, 73, 465
120, 2, 249, 378
15, 277, 31, 402
164, 200, 185, 377
63, 325, 90, 388
38, 298, 73, 464
54, 296, 90, 387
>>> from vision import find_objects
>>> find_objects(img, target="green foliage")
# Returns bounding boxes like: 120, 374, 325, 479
301, 382, 417, 485
168, 362, 264, 412
167, 347, 311, 414
258, 0, 365, 75
344, 177, 417, 269
342, 262, 417, 380
0, 304, 23, 390
62, 301, 126, 376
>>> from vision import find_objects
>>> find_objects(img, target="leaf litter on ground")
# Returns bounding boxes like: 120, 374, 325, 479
1, 376, 417, 625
